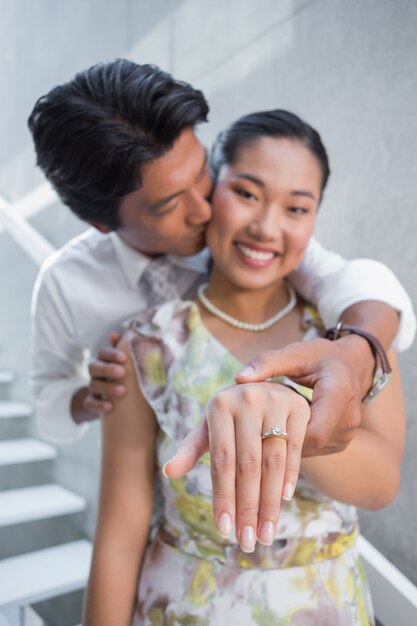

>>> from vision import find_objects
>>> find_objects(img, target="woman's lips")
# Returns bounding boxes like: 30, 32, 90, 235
234, 242, 279, 267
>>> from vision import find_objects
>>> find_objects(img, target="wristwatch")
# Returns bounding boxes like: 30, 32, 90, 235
325, 322, 392, 404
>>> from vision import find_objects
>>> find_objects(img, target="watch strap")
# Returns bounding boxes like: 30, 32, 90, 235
324, 322, 392, 403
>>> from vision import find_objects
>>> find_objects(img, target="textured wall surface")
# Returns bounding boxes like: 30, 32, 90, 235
0, 0, 416, 593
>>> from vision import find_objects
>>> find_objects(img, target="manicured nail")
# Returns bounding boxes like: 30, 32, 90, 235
258, 521, 275, 546
217, 513, 233, 538
240, 526, 256, 553
237, 364, 255, 377
282, 482, 294, 501
162, 462, 169, 478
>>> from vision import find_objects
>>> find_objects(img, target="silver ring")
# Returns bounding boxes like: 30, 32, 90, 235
261, 425, 288, 441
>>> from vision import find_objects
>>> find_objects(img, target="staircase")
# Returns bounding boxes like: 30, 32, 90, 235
0, 371, 91, 626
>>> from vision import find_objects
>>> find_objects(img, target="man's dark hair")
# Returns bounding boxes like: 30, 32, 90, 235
28, 59, 209, 229
211, 109, 330, 196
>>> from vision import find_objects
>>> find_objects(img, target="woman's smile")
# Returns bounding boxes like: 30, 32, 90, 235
234, 241, 280, 268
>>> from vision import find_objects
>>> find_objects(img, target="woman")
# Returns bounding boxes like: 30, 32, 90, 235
84, 110, 405, 625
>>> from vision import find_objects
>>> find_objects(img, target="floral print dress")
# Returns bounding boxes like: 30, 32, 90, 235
127, 300, 374, 626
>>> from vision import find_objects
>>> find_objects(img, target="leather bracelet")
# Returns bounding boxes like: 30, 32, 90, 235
324, 322, 392, 404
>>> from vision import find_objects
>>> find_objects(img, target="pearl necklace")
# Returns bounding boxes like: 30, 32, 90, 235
197, 281, 297, 332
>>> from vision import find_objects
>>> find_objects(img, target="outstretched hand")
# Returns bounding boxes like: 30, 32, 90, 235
163, 334, 372, 551
164, 382, 310, 553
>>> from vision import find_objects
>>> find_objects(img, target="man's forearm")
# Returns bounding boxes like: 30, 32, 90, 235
336, 301, 399, 398
340, 301, 399, 351
71, 387, 100, 424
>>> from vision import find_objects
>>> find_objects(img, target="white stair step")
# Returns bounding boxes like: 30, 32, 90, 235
0, 439, 56, 466
0, 612, 14, 626
21, 606, 46, 626
0, 484, 86, 527
0, 372, 14, 384
0, 540, 92, 607
0, 402, 32, 419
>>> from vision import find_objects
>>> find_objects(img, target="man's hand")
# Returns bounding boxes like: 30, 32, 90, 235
71, 332, 127, 424
231, 300, 399, 455
235, 334, 373, 456
164, 383, 310, 553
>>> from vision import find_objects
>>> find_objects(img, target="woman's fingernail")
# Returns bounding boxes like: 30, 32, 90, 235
240, 526, 256, 553
217, 513, 233, 538
258, 521, 275, 546
162, 462, 169, 478
282, 482, 294, 501
237, 364, 255, 377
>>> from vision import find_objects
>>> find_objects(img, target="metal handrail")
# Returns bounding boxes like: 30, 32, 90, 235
359, 535, 417, 625
12, 182, 58, 221
0, 187, 56, 267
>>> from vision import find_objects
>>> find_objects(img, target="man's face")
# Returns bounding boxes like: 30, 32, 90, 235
115, 128, 212, 256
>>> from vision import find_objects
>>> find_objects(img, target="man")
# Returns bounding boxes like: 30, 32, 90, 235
29, 59, 414, 538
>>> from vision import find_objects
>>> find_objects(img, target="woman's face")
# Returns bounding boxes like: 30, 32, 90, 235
206, 137, 323, 291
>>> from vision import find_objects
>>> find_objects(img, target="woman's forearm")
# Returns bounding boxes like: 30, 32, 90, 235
83, 483, 153, 626
300, 428, 401, 510
84, 530, 149, 626
84, 337, 157, 625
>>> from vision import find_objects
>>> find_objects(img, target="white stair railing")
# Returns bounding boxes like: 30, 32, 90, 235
0, 187, 56, 266
11, 183, 57, 222
359, 535, 417, 626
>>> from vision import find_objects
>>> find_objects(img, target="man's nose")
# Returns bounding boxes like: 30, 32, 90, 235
186, 188, 212, 225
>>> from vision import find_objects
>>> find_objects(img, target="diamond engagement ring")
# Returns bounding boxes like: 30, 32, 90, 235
261, 425, 288, 441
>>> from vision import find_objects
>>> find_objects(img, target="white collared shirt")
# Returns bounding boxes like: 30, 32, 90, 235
30, 228, 415, 444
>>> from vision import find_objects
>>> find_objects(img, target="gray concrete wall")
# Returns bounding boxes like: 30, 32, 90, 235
1, 0, 416, 590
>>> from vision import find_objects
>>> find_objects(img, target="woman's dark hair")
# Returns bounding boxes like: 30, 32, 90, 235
211, 109, 330, 195
28, 59, 209, 229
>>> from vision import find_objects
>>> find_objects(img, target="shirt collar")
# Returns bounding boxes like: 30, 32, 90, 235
110, 232, 150, 288
167, 248, 211, 273
110, 232, 211, 288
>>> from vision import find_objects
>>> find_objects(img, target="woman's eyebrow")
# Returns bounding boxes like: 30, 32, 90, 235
290, 190, 316, 200
234, 173, 265, 187
232, 175, 317, 201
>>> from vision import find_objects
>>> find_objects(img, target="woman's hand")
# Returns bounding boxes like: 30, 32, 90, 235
164, 382, 310, 553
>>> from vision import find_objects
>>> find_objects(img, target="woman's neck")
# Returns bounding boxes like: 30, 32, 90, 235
204, 266, 291, 325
